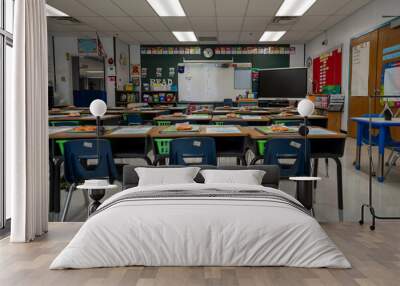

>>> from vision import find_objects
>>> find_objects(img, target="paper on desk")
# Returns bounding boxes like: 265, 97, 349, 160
206, 126, 241, 134
48, 127, 72, 134
111, 126, 152, 135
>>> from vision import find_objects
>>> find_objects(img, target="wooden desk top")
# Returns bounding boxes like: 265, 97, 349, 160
149, 125, 248, 138
48, 114, 121, 121
269, 114, 328, 120
124, 109, 168, 115
153, 114, 212, 121
49, 126, 153, 139
245, 126, 346, 140
211, 115, 271, 122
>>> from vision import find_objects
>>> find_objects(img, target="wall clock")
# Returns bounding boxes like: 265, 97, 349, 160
203, 48, 214, 58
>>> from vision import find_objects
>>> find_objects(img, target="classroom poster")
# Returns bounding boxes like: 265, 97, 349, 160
351, 41, 370, 96
312, 47, 342, 94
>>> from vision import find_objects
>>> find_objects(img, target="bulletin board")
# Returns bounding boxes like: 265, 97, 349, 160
312, 47, 342, 94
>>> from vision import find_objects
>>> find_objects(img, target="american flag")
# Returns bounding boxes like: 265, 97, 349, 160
96, 33, 107, 58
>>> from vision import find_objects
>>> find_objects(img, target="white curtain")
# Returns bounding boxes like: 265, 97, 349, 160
8, 0, 49, 242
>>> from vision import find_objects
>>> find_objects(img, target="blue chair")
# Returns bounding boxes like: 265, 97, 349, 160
61, 139, 118, 221
263, 138, 310, 178
223, 98, 233, 107
169, 137, 217, 166
126, 113, 143, 125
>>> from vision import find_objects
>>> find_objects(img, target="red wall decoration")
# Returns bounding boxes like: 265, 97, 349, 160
312, 47, 342, 94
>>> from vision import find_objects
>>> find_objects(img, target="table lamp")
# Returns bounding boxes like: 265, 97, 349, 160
90, 99, 107, 137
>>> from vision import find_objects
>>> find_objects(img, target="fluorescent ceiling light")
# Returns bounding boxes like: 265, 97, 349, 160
276, 0, 317, 16
172, 31, 197, 42
259, 31, 286, 42
146, 0, 186, 16
46, 4, 69, 17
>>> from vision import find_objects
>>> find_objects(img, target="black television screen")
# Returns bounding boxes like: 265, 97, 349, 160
259, 67, 307, 99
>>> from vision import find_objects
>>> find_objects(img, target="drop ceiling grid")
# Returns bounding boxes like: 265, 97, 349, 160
46, 0, 373, 44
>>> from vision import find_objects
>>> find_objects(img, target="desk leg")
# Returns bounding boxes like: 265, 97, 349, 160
312, 158, 319, 188
355, 122, 362, 170
333, 157, 343, 210
377, 127, 386, 183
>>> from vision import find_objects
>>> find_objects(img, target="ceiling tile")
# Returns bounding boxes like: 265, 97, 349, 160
303, 30, 323, 41
180, 0, 216, 16
75, 16, 119, 31
290, 16, 327, 31
190, 17, 217, 31
217, 17, 243, 31
111, 0, 157, 16
280, 30, 307, 42
242, 17, 271, 31
305, 0, 351, 16
218, 31, 240, 42
216, 0, 249, 17
246, 0, 282, 17
76, 0, 126, 17
129, 31, 157, 42
150, 32, 179, 43
265, 24, 293, 31
47, 0, 98, 17
318, 15, 348, 30
105, 17, 144, 31
334, 0, 372, 16
133, 17, 169, 31
239, 31, 262, 43
162, 17, 193, 31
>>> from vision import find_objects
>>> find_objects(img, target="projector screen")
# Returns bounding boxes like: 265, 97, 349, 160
259, 67, 307, 99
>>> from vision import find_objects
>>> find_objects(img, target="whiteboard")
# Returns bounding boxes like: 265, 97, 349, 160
384, 66, 400, 100
351, 42, 370, 96
234, 69, 252, 89
178, 63, 247, 102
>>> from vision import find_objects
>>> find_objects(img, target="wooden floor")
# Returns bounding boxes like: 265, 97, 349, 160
1, 222, 400, 286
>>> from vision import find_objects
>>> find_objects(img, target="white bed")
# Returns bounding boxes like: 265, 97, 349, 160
50, 183, 350, 269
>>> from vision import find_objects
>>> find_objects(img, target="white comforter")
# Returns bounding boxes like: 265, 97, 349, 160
50, 183, 351, 269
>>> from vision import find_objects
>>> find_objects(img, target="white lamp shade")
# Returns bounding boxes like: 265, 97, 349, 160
297, 99, 315, 117
89, 99, 107, 117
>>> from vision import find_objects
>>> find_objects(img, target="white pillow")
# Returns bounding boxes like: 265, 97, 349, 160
135, 167, 200, 186
200, 169, 266, 185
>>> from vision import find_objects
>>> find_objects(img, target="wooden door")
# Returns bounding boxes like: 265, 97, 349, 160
348, 31, 379, 137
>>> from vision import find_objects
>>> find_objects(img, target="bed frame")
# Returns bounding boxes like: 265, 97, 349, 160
123, 165, 280, 190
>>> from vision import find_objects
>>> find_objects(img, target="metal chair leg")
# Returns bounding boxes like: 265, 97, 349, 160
61, 184, 75, 222
324, 158, 329, 177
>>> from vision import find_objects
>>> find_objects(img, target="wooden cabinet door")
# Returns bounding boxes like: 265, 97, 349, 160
348, 31, 379, 138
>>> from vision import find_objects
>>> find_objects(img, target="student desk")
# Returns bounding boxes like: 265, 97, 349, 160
153, 114, 212, 124
124, 109, 170, 122
246, 126, 346, 210
48, 114, 121, 125
156, 106, 188, 113
352, 117, 400, 182
149, 125, 248, 166
269, 114, 328, 128
211, 115, 271, 126
212, 109, 272, 116
48, 126, 154, 213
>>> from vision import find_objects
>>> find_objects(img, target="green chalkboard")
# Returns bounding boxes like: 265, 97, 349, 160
140, 45, 291, 99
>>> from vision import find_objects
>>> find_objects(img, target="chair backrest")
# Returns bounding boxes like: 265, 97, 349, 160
169, 137, 217, 166
274, 119, 303, 127
50, 120, 80, 126
63, 139, 118, 184
223, 98, 233, 107
263, 138, 310, 177
126, 113, 143, 125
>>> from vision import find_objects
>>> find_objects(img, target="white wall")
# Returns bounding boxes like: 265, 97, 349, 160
305, 0, 400, 131
290, 44, 305, 67
50, 36, 127, 107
